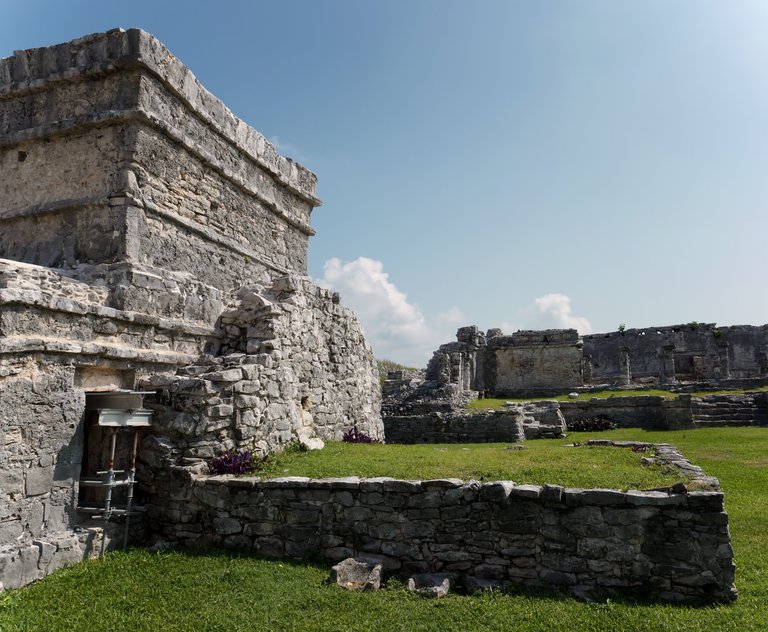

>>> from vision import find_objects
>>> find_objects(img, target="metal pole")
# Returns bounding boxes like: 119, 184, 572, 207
100, 428, 117, 556
123, 429, 139, 547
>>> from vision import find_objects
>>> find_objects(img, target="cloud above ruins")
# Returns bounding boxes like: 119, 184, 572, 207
498, 293, 593, 335
318, 257, 463, 367
528, 293, 593, 333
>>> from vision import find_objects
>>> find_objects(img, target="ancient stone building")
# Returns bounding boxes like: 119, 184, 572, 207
411, 322, 768, 403
582, 323, 768, 385
0, 29, 381, 590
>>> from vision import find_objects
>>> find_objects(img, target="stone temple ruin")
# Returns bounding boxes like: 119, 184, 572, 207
0, 28, 380, 589
383, 324, 768, 448
0, 30, 741, 602
421, 323, 768, 398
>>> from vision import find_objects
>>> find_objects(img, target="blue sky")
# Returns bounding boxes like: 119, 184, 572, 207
3, 1, 767, 366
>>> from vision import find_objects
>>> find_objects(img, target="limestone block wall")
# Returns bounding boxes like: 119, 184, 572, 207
0, 259, 215, 590
0, 28, 320, 324
143, 275, 382, 465
489, 331, 583, 393
424, 327, 584, 398
583, 324, 768, 383
559, 396, 694, 430
0, 29, 385, 593
383, 412, 525, 444
383, 402, 566, 444
147, 443, 735, 603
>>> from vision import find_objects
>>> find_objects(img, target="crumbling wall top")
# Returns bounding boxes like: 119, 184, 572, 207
0, 28, 319, 207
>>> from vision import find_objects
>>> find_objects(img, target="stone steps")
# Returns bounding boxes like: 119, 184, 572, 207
691, 397, 768, 426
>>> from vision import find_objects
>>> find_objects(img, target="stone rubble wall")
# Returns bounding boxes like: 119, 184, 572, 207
383, 401, 566, 444
0, 259, 213, 365
0, 528, 113, 592
148, 443, 735, 603
142, 275, 383, 466
0, 261, 215, 590
1, 28, 320, 325
559, 396, 694, 430
383, 412, 526, 444
0, 29, 385, 593
583, 323, 768, 383
402, 325, 768, 413
0, 366, 83, 549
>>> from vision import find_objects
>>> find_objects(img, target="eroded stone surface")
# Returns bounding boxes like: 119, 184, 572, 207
331, 558, 382, 591
0, 29, 380, 591
407, 573, 455, 598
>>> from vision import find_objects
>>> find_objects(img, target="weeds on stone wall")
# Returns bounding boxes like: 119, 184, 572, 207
342, 428, 377, 443
567, 416, 617, 432
208, 449, 258, 475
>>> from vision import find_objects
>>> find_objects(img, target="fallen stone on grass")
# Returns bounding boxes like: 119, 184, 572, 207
330, 558, 382, 591
407, 573, 455, 598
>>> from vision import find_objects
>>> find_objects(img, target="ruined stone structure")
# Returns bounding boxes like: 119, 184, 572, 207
0, 29, 742, 604
0, 29, 380, 590
149, 441, 736, 603
583, 323, 768, 385
407, 323, 768, 403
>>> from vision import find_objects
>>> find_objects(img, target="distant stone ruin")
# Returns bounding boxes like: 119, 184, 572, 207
381, 323, 768, 444
391, 323, 768, 405
0, 28, 380, 590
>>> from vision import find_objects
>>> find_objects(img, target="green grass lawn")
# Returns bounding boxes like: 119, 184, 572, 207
258, 440, 682, 490
1, 427, 766, 631
467, 385, 768, 411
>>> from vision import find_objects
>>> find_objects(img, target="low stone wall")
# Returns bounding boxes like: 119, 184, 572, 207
148, 443, 736, 602
0, 527, 118, 591
383, 412, 524, 444
559, 396, 693, 430
383, 401, 566, 444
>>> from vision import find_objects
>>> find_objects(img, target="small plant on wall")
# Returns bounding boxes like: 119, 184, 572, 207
342, 428, 376, 443
208, 448, 257, 475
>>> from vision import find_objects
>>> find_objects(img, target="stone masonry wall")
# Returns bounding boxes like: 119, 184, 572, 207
142, 275, 382, 465
148, 443, 735, 603
384, 412, 525, 444
0, 29, 383, 593
422, 327, 584, 399
1, 28, 320, 325
0, 259, 215, 590
559, 396, 694, 430
583, 323, 768, 383
383, 401, 567, 444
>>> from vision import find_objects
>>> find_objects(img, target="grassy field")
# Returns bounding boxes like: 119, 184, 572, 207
258, 440, 682, 490
1, 427, 766, 631
466, 385, 768, 410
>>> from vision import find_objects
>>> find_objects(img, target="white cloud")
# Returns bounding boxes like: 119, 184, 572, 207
525, 293, 593, 333
317, 257, 462, 367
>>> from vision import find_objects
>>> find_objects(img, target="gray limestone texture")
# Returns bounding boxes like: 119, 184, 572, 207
0, 29, 381, 590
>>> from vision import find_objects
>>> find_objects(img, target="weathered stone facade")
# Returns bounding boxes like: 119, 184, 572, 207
148, 442, 736, 603
384, 401, 566, 444
396, 323, 768, 409
583, 323, 768, 384
143, 276, 382, 467
0, 29, 380, 590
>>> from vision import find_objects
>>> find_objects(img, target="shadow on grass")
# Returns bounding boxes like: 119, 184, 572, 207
138, 544, 732, 610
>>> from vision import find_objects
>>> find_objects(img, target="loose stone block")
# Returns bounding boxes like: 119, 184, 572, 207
330, 558, 382, 591
407, 573, 455, 598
